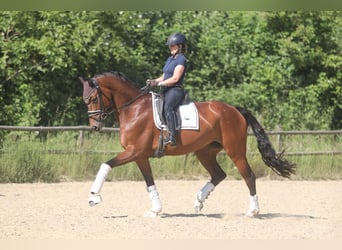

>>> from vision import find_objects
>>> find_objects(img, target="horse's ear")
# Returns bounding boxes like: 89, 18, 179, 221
79, 76, 94, 103
79, 76, 88, 86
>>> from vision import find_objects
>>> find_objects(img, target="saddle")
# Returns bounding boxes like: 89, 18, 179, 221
151, 91, 199, 131
151, 91, 199, 157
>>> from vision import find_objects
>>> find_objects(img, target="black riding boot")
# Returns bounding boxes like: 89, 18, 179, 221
164, 111, 177, 146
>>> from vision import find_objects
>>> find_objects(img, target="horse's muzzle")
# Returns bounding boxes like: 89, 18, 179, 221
90, 120, 104, 131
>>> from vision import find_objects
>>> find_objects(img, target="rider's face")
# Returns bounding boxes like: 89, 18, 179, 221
169, 44, 179, 56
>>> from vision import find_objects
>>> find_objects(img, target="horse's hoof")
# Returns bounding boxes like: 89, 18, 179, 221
144, 210, 159, 217
88, 193, 102, 207
194, 206, 202, 214
245, 209, 259, 217
194, 199, 203, 213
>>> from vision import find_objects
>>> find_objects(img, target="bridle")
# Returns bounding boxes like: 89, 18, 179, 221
87, 77, 150, 123
87, 78, 115, 123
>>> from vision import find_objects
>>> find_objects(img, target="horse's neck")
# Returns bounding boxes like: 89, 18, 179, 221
106, 78, 141, 109
115, 88, 141, 108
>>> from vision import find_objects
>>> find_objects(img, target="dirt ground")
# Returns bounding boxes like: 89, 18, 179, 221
0, 179, 341, 239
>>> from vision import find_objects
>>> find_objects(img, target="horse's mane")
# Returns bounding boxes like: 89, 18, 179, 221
93, 71, 140, 89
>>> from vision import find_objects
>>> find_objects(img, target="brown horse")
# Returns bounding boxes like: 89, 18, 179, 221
80, 71, 295, 217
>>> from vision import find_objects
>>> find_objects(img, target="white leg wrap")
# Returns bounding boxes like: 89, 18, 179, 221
144, 185, 162, 217
194, 182, 215, 213
90, 163, 111, 194
197, 182, 215, 202
246, 194, 260, 217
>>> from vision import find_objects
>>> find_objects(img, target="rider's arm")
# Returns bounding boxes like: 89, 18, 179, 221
158, 65, 184, 87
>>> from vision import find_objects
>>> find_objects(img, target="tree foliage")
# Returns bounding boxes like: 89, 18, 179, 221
0, 11, 340, 130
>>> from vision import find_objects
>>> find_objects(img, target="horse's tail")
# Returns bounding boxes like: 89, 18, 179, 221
235, 106, 296, 178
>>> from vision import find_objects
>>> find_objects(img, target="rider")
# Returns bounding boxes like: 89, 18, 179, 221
147, 33, 187, 146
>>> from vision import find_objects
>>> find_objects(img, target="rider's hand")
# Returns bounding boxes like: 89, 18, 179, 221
146, 79, 158, 87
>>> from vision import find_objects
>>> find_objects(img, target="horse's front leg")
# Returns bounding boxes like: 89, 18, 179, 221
88, 163, 111, 206
193, 148, 226, 213
88, 146, 137, 206
136, 158, 162, 217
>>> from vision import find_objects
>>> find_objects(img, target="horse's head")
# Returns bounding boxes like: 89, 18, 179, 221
79, 76, 114, 131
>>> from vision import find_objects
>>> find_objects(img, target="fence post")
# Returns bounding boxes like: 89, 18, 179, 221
277, 133, 282, 153
77, 130, 84, 148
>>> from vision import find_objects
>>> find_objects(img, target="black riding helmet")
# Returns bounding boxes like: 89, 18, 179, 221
166, 33, 187, 46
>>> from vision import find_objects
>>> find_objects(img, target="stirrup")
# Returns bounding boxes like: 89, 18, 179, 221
163, 135, 176, 146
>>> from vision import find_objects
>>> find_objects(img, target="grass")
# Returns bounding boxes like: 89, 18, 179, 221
0, 130, 341, 183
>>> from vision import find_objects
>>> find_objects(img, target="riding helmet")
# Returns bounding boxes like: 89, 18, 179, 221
166, 33, 187, 46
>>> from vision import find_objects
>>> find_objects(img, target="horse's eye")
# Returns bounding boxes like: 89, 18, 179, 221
91, 96, 98, 104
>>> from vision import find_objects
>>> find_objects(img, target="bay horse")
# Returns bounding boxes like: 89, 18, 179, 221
80, 71, 295, 217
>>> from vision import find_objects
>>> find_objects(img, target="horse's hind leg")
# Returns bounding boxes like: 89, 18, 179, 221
230, 154, 260, 217
194, 143, 227, 213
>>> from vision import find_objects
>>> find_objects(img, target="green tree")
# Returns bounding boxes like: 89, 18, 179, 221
0, 11, 340, 131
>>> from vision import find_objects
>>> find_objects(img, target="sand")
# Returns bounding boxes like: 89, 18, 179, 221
0, 180, 341, 239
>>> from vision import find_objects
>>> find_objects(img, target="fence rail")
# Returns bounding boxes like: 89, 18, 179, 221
1, 125, 341, 135
0, 125, 120, 132
1, 126, 341, 156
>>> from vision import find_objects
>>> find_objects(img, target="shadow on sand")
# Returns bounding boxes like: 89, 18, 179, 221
103, 212, 325, 220
160, 213, 225, 219
247, 213, 326, 220
160, 212, 326, 220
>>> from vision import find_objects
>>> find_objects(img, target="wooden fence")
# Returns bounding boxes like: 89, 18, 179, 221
0, 125, 341, 156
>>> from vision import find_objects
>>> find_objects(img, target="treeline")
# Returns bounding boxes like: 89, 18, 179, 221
0, 11, 341, 130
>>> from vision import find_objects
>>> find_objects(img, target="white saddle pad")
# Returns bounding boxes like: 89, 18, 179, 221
151, 92, 199, 130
